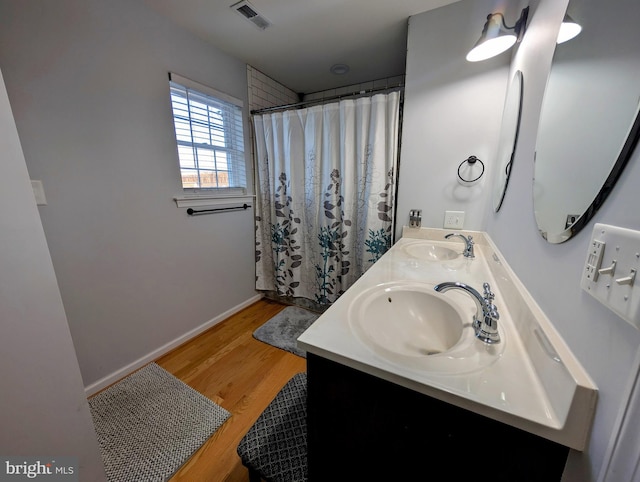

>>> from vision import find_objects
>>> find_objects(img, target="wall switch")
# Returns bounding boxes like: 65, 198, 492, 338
31, 180, 47, 206
444, 210, 465, 229
581, 223, 640, 330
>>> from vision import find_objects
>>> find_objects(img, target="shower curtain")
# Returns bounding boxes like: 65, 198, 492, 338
253, 91, 401, 306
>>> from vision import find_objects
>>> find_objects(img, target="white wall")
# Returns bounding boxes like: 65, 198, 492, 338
487, 0, 640, 479
0, 0, 259, 388
396, 0, 513, 238
0, 68, 105, 479
402, 0, 640, 479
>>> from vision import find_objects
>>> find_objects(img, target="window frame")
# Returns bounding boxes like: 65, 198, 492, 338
168, 73, 252, 208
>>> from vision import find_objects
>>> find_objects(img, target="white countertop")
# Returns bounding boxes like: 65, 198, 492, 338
297, 227, 598, 450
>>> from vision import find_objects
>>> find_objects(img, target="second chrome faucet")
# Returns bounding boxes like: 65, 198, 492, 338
445, 233, 475, 258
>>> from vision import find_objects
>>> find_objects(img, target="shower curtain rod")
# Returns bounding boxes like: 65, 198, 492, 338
250, 84, 404, 115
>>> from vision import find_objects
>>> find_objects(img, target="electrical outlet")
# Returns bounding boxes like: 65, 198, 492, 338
444, 210, 465, 229
565, 214, 580, 229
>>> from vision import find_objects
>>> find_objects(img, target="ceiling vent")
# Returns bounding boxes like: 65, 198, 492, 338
231, 1, 272, 30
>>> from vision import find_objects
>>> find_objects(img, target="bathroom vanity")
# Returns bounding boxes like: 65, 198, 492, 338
306, 354, 567, 480
297, 228, 598, 480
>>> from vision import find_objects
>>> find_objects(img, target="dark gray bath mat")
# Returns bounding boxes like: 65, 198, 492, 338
253, 306, 319, 357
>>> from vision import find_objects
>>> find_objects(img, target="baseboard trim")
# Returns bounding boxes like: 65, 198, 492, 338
84, 294, 263, 397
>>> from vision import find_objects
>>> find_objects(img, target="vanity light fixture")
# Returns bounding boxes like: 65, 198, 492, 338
466, 7, 529, 62
557, 14, 582, 44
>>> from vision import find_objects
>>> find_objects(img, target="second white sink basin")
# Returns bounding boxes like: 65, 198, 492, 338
402, 242, 459, 261
348, 281, 504, 374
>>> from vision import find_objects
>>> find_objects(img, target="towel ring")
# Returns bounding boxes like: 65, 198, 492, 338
457, 155, 485, 183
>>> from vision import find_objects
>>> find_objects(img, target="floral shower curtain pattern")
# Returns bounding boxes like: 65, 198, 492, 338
253, 91, 401, 306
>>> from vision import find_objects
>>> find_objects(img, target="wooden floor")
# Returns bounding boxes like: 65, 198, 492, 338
155, 298, 306, 482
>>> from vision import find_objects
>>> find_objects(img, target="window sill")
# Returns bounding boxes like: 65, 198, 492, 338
174, 192, 254, 209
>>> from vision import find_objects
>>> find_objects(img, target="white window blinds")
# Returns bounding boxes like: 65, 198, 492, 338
169, 73, 246, 191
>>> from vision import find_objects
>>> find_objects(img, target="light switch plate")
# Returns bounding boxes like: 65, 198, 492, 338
444, 210, 464, 229
581, 223, 640, 330
31, 180, 47, 205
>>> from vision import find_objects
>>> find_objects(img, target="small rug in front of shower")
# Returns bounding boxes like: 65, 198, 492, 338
253, 306, 320, 358
88, 362, 231, 482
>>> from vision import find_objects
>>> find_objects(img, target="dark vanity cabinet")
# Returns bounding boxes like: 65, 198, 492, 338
306, 353, 569, 481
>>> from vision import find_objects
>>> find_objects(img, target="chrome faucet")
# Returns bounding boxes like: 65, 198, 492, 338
445, 233, 474, 258
434, 281, 500, 344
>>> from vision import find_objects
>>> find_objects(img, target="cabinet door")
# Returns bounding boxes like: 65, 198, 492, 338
307, 354, 568, 481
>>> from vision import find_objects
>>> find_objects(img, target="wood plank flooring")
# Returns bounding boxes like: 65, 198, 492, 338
155, 298, 306, 482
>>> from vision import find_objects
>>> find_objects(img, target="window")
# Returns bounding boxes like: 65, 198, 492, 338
169, 73, 246, 192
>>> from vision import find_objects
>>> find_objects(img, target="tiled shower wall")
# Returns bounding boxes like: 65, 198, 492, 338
247, 65, 299, 112
246, 65, 300, 176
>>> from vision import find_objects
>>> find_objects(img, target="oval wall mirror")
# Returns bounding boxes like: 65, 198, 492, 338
533, 0, 640, 243
493, 70, 524, 211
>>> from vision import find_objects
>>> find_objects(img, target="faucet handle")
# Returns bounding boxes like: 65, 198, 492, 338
482, 282, 494, 300
487, 305, 500, 320
482, 282, 499, 321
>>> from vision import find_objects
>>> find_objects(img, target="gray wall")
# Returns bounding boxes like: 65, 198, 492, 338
402, 0, 640, 479
0, 0, 258, 388
0, 67, 105, 480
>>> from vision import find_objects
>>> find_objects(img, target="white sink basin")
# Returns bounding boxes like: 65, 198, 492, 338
353, 283, 464, 355
402, 242, 459, 261
348, 281, 504, 374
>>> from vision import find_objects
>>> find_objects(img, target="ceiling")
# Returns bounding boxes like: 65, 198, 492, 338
142, 0, 461, 94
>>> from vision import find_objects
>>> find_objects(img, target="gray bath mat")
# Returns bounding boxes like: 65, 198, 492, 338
253, 306, 319, 357
89, 362, 231, 482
